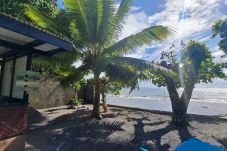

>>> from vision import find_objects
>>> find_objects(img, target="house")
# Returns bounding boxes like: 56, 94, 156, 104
0, 14, 74, 151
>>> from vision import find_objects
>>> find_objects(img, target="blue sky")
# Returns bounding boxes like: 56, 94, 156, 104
58, 0, 227, 87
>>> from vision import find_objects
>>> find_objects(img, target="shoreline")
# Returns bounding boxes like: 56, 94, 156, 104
107, 96, 227, 116
112, 95, 227, 103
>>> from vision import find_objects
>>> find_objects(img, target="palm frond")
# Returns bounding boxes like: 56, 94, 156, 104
32, 52, 79, 74
93, 56, 110, 75
24, 5, 57, 31
60, 65, 89, 87
102, 0, 133, 47
69, 20, 81, 41
64, 0, 90, 41
97, 0, 104, 31
105, 63, 150, 92
97, 0, 114, 47
103, 26, 173, 56
84, 0, 99, 43
111, 57, 176, 77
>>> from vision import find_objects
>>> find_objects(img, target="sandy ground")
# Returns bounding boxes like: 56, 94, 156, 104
26, 105, 227, 151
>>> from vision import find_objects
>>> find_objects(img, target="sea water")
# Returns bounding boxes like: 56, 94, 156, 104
118, 87, 227, 103
107, 87, 227, 115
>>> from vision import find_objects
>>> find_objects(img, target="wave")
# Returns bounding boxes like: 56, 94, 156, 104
108, 96, 227, 104
116, 87, 227, 103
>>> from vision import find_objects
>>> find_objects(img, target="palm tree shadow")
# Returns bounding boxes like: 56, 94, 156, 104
217, 138, 227, 149
129, 117, 192, 151
26, 110, 137, 151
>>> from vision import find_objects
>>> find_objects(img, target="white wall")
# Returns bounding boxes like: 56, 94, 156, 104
12, 56, 27, 99
1, 60, 13, 97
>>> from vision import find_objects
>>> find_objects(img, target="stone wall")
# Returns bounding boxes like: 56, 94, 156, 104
28, 76, 75, 109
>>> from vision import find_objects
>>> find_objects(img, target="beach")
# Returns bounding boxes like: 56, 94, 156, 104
26, 105, 227, 151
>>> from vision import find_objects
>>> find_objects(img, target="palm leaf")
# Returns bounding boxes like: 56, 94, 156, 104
84, 0, 99, 43
111, 57, 176, 77
32, 52, 79, 73
69, 20, 81, 41
103, 26, 173, 56
105, 63, 150, 91
97, 0, 104, 31
64, 0, 90, 41
60, 65, 89, 87
97, 0, 114, 47
102, 0, 133, 47
24, 5, 57, 30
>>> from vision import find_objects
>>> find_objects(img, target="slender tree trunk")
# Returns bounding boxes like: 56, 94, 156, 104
165, 73, 189, 126
91, 74, 102, 119
161, 61, 199, 126
101, 92, 108, 112
161, 61, 188, 126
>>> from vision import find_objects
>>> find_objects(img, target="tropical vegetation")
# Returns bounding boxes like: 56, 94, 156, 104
212, 18, 227, 55
0, 0, 57, 17
150, 41, 226, 126
24, 0, 175, 119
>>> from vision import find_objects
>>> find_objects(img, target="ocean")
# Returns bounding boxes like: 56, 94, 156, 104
106, 87, 227, 115
118, 87, 227, 103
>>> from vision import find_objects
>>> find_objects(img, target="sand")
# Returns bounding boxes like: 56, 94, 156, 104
25, 105, 227, 151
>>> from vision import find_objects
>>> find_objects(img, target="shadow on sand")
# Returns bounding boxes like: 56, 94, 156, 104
26, 107, 226, 151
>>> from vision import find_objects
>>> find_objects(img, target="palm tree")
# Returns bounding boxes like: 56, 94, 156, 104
25, 0, 175, 119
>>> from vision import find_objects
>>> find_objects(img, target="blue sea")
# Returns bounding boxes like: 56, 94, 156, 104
118, 87, 227, 103
107, 85, 227, 115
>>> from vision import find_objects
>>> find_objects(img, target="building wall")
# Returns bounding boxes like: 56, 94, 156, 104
28, 76, 75, 109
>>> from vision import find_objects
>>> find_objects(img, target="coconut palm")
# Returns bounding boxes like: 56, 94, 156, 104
25, 0, 175, 119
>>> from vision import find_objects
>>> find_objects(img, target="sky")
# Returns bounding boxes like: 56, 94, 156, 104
57, 0, 227, 87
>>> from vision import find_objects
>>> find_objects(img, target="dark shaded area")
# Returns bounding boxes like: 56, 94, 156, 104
217, 138, 227, 148
26, 107, 227, 151
45, 107, 68, 113
189, 115, 226, 125
26, 109, 136, 151
27, 107, 46, 126
129, 116, 192, 151
4, 135, 25, 151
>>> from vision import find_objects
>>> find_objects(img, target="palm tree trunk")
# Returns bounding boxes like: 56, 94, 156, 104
101, 92, 108, 112
91, 74, 102, 119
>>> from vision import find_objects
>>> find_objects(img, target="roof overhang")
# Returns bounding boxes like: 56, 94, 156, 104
0, 14, 75, 58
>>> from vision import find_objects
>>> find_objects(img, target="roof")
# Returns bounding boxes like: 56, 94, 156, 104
0, 13, 75, 58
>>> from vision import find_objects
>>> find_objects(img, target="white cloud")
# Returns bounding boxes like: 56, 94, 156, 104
148, 0, 225, 40
119, 0, 227, 61
212, 50, 225, 58
120, 10, 150, 39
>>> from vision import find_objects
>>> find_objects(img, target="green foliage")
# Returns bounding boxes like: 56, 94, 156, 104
0, 0, 57, 17
25, 0, 174, 91
151, 41, 226, 88
66, 97, 82, 107
70, 79, 87, 91
32, 52, 79, 74
212, 18, 227, 54
100, 78, 126, 96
